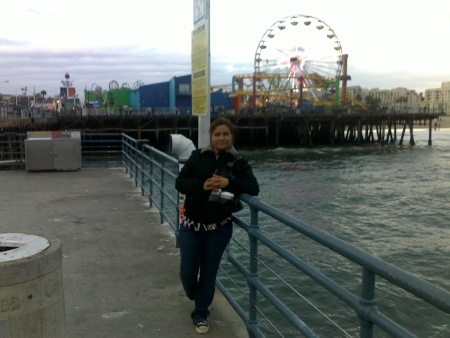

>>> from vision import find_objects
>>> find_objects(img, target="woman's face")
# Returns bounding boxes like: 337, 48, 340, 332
211, 124, 233, 153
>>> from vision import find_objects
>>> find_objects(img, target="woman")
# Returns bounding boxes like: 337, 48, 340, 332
175, 117, 259, 334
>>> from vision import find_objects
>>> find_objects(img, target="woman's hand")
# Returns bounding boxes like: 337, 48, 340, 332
203, 175, 229, 191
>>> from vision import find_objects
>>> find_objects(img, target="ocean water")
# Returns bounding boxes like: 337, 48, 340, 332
227, 128, 450, 337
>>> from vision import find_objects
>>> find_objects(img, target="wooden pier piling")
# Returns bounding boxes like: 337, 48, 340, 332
0, 113, 443, 151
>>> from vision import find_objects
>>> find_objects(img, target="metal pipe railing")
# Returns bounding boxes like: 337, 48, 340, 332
120, 134, 449, 337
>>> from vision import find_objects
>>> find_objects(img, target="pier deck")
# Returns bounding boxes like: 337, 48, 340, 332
0, 168, 247, 338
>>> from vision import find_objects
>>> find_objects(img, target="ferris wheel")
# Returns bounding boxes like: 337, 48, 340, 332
254, 14, 343, 103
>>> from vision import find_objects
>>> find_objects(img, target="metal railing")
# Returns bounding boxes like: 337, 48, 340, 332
2, 132, 449, 337
80, 132, 123, 167
0, 132, 123, 170
120, 133, 450, 338
122, 134, 180, 233
224, 195, 450, 337
0, 132, 26, 170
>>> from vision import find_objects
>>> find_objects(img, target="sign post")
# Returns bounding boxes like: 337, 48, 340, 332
192, 0, 210, 148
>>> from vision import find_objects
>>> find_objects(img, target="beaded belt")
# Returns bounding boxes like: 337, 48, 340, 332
181, 216, 231, 231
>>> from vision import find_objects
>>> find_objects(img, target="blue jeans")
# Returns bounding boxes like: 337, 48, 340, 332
178, 221, 233, 323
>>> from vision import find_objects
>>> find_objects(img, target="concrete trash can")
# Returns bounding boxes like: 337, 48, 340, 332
0, 233, 65, 338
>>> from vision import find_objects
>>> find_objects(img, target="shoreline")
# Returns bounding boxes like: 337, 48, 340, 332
412, 115, 449, 130
432, 115, 450, 129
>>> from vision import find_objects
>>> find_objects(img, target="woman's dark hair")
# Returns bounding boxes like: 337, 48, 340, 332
209, 117, 235, 139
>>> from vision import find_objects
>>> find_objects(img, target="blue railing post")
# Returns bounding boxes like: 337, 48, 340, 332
134, 140, 139, 185
247, 203, 260, 337
122, 135, 128, 173
128, 139, 133, 178
139, 146, 145, 195
359, 268, 376, 338
159, 157, 165, 224
149, 149, 154, 208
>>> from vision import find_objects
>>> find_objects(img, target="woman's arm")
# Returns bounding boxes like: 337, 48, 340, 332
227, 158, 259, 196
175, 151, 206, 195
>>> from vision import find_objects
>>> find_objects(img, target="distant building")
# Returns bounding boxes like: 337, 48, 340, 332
424, 81, 450, 114
347, 86, 422, 113
83, 74, 233, 116
346, 82, 449, 115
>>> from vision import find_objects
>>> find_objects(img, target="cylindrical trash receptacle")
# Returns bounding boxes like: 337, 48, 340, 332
0, 233, 65, 338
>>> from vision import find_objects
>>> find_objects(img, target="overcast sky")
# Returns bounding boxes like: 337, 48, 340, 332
0, 0, 449, 101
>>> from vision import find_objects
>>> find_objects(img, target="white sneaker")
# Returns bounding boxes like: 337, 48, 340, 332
195, 320, 209, 334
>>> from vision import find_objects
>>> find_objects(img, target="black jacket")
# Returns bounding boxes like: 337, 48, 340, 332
175, 145, 259, 224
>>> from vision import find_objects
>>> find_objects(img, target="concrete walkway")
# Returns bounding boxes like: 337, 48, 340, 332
0, 168, 248, 338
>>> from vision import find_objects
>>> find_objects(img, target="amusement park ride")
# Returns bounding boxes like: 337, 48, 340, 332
228, 14, 351, 113
88, 15, 351, 114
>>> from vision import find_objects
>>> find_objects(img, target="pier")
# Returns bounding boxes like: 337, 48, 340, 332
0, 112, 442, 151
0, 169, 246, 337
1, 133, 449, 337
